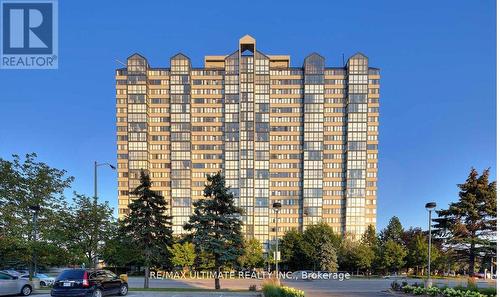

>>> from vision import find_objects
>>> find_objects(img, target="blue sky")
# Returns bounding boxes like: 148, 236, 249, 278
0, 0, 496, 231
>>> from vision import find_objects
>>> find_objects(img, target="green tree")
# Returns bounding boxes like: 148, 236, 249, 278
61, 193, 115, 266
102, 222, 143, 268
280, 229, 307, 271
433, 168, 497, 275
319, 239, 338, 271
353, 244, 375, 275
168, 242, 196, 272
238, 238, 264, 269
302, 222, 341, 270
406, 233, 429, 275
362, 225, 377, 247
379, 240, 407, 274
0, 153, 73, 273
184, 172, 244, 290
338, 237, 357, 272
380, 216, 404, 244
122, 170, 173, 288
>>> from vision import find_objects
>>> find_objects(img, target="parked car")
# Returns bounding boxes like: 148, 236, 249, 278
383, 273, 407, 279
20, 273, 55, 287
0, 271, 32, 296
0, 270, 22, 277
471, 272, 486, 279
51, 269, 128, 297
292, 270, 314, 280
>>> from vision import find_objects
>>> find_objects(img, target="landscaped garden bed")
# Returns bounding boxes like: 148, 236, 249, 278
390, 281, 496, 297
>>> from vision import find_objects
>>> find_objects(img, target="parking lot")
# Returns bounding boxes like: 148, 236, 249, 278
30, 276, 496, 297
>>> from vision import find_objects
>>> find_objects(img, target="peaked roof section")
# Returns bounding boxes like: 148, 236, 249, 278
349, 52, 368, 59
239, 34, 256, 44
303, 52, 325, 62
170, 52, 191, 60
127, 53, 147, 61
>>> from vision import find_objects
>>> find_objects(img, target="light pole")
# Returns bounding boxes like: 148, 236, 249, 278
93, 161, 116, 268
272, 202, 282, 278
29, 204, 41, 281
425, 202, 436, 288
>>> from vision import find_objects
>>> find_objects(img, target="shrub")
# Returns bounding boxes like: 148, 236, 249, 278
263, 284, 281, 297
426, 286, 441, 296
402, 285, 414, 293
478, 287, 496, 297
262, 283, 305, 297
281, 286, 305, 297
413, 286, 426, 295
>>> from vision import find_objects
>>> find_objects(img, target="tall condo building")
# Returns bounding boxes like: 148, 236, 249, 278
116, 35, 380, 245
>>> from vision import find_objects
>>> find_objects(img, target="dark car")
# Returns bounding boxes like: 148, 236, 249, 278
51, 269, 128, 297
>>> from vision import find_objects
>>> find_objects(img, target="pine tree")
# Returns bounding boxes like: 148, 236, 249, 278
361, 224, 377, 247
122, 170, 173, 288
380, 216, 404, 244
184, 172, 244, 290
433, 168, 497, 275
319, 239, 338, 271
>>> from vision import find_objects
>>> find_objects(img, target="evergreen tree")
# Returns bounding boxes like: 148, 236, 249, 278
319, 239, 338, 271
122, 170, 173, 288
361, 224, 377, 247
184, 172, 244, 290
380, 216, 404, 244
433, 168, 497, 275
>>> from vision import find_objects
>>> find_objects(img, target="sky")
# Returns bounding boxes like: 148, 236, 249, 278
0, 0, 496, 231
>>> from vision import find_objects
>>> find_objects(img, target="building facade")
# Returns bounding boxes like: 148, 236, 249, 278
116, 35, 380, 245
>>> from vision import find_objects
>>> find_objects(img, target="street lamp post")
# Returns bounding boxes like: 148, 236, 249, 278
425, 202, 436, 288
29, 205, 41, 281
272, 202, 282, 278
93, 161, 116, 268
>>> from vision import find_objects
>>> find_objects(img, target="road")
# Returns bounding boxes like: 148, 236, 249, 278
33, 293, 259, 297
124, 277, 398, 296
32, 277, 495, 297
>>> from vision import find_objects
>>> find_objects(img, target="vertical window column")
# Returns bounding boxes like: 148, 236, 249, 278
302, 54, 325, 227
254, 52, 270, 246
126, 55, 149, 210
223, 52, 240, 203
239, 52, 255, 237
170, 54, 192, 234
345, 54, 369, 238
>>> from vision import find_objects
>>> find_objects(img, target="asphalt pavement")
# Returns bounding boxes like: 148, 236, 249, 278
32, 276, 495, 297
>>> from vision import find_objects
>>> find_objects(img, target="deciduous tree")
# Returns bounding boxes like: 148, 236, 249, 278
168, 242, 196, 272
